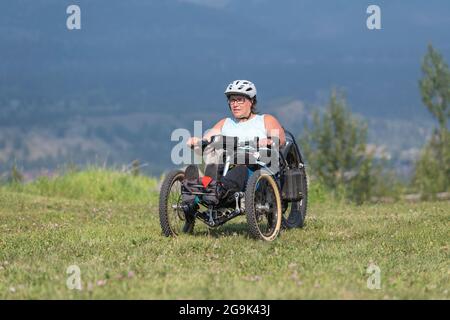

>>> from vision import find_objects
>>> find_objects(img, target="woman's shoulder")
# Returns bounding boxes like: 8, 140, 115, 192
259, 113, 278, 122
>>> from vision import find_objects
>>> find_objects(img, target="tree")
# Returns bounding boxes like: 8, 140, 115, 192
419, 44, 450, 133
414, 45, 450, 197
10, 162, 24, 184
300, 89, 379, 204
131, 159, 140, 177
413, 130, 450, 197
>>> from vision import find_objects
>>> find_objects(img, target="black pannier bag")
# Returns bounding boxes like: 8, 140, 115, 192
281, 168, 305, 201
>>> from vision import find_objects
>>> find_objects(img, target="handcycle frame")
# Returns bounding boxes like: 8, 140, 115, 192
159, 129, 308, 240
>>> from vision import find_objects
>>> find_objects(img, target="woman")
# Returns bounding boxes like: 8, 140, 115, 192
183, 80, 286, 208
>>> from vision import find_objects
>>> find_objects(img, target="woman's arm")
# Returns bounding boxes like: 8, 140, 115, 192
187, 118, 226, 147
203, 118, 226, 142
264, 114, 286, 146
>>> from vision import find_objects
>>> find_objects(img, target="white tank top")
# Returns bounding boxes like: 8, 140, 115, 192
221, 114, 267, 141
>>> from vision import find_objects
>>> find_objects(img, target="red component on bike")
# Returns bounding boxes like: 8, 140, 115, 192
201, 176, 213, 188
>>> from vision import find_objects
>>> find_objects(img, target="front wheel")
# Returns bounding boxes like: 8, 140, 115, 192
245, 170, 282, 241
159, 170, 195, 237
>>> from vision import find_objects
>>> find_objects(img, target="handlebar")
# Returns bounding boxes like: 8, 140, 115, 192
189, 138, 211, 151
190, 135, 278, 151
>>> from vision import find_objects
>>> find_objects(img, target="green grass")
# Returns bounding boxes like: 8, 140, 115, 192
3, 168, 160, 204
0, 170, 448, 299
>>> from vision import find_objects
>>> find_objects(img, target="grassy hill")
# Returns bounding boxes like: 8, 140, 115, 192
0, 169, 448, 299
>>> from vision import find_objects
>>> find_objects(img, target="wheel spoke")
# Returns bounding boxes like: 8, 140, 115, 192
165, 177, 185, 235
254, 177, 278, 237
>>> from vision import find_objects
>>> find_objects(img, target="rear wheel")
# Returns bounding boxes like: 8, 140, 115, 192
245, 170, 282, 241
159, 170, 195, 236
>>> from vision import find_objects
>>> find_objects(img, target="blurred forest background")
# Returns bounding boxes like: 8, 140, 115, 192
1, 0, 449, 201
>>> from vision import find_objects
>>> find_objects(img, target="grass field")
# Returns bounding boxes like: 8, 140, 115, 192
0, 170, 448, 299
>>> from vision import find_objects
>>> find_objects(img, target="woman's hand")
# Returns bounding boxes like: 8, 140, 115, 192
258, 138, 273, 147
187, 137, 202, 148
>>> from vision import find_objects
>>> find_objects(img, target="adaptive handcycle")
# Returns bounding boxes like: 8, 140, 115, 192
158, 131, 308, 241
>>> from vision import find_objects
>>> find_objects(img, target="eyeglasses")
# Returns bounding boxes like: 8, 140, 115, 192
228, 96, 247, 105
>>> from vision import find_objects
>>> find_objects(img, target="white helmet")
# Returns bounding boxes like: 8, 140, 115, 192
224, 80, 257, 99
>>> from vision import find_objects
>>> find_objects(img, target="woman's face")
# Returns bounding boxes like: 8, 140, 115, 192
228, 94, 252, 119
